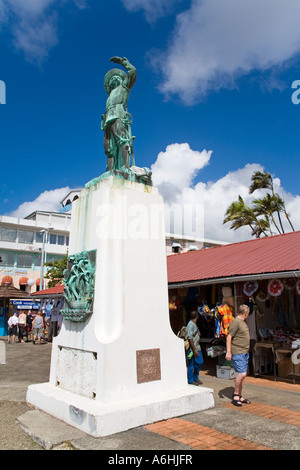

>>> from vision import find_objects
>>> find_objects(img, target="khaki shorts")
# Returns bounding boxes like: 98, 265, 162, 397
33, 327, 42, 338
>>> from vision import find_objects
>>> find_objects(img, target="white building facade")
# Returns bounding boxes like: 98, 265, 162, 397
0, 211, 71, 293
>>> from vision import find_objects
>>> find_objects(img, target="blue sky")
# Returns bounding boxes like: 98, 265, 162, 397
1, 0, 300, 242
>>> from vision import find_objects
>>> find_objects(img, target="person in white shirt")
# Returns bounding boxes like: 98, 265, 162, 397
7, 313, 18, 344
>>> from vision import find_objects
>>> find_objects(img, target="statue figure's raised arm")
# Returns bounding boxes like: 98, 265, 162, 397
110, 56, 137, 90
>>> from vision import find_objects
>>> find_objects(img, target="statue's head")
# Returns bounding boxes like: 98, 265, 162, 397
109, 75, 122, 91
104, 68, 127, 94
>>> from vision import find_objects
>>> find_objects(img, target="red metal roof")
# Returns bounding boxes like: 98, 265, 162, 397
167, 231, 300, 284
32, 285, 64, 296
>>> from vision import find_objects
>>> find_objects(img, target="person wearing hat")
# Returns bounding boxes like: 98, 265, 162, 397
101, 56, 137, 171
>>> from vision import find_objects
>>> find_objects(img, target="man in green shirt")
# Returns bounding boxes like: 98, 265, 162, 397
226, 304, 251, 406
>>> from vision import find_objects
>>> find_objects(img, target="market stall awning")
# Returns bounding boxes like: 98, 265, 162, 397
1, 275, 13, 286
0, 285, 31, 299
167, 230, 300, 287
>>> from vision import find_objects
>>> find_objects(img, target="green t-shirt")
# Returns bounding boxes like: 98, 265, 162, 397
228, 317, 250, 355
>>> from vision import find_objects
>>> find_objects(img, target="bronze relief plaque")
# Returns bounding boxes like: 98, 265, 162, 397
136, 348, 161, 384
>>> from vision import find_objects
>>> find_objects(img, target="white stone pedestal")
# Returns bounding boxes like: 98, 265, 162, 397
27, 175, 214, 436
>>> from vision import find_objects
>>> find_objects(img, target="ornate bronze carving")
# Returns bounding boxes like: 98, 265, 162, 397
61, 250, 96, 322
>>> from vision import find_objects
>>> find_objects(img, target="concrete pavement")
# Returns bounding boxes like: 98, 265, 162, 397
0, 337, 300, 451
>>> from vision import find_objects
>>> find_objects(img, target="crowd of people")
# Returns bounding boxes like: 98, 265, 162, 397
7, 310, 53, 345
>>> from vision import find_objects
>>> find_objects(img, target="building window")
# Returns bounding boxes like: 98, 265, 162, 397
17, 254, 32, 268
46, 255, 64, 264
49, 234, 57, 245
18, 230, 34, 244
34, 254, 41, 267
66, 236, 69, 246
0, 251, 15, 267
0, 227, 17, 242
35, 232, 44, 243
57, 235, 64, 246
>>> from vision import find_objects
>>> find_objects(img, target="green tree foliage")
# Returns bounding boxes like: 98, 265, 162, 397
44, 254, 68, 288
223, 170, 295, 238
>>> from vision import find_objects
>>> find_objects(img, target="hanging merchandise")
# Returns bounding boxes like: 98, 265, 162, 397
244, 296, 255, 315
255, 290, 268, 302
284, 278, 296, 291
211, 307, 222, 338
268, 279, 284, 297
296, 280, 300, 295
257, 308, 264, 323
218, 304, 235, 337
243, 281, 258, 297
222, 286, 234, 308
198, 304, 214, 319
169, 296, 177, 310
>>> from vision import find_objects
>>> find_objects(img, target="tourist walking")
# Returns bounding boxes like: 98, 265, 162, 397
226, 304, 251, 406
26, 311, 34, 342
18, 310, 27, 343
7, 313, 18, 343
32, 311, 45, 345
186, 310, 204, 385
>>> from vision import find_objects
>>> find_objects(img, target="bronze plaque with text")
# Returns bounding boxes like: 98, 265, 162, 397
136, 348, 161, 384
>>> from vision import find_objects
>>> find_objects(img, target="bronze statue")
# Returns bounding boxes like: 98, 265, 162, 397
101, 57, 137, 171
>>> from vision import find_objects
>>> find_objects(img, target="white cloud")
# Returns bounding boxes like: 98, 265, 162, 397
0, 0, 87, 62
152, 142, 211, 190
151, 144, 300, 243
154, 0, 300, 103
8, 187, 71, 218
122, 0, 181, 23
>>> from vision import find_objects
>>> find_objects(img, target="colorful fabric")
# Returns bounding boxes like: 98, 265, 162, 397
218, 304, 235, 337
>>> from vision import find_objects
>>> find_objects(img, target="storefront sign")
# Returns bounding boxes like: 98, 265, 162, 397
10, 299, 39, 309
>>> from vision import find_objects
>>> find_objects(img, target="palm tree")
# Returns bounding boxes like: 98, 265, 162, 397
249, 171, 273, 194
223, 195, 269, 238
252, 194, 283, 235
223, 170, 295, 239
251, 217, 271, 238
249, 170, 295, 233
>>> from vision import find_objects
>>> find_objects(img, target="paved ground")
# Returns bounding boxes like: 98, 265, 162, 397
0, 337, 300, 453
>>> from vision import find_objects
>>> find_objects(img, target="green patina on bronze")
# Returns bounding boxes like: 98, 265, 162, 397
61, 250, 96, 322
85, 167, 152, 189
99, 56, 152, 186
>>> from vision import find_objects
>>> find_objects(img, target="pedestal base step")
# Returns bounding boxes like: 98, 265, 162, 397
27, 382, 214, 437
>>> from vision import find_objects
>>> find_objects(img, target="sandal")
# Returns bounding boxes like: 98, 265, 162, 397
231, 393, 243, 407
240, 397, 251, 404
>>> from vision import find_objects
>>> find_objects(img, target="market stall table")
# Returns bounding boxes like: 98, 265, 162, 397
253, 342, 279, 380
275, 347, 300, 384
